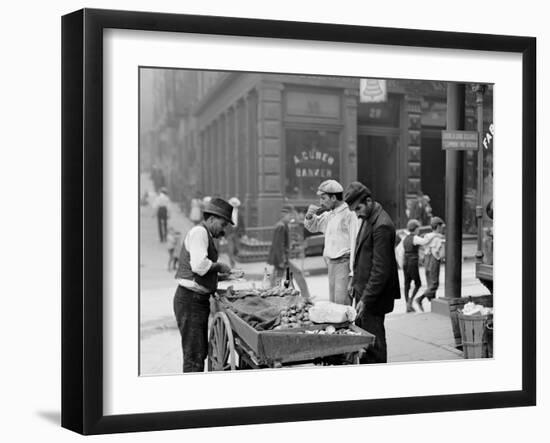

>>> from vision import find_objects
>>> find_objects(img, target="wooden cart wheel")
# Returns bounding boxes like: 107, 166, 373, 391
208, 312, 236, 371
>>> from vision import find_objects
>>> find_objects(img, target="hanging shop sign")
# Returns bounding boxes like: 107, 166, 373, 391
359, 79, 387, 103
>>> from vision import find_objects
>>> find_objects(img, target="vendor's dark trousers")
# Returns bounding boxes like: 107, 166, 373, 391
357, 312, 387, 364
417, 254, 441, 305
173, 286, 211, 373
157, 206, 168, 242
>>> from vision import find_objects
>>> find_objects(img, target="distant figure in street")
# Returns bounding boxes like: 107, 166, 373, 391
304, 180, 359, 306
150, 164, 166, 193
344, 181, 400, 364
402, 218, 434, 313
224, 197, 245, 268
153, 187, 170, 242
173, 198, 233, 372
407, 191, 431, 227
267, 205, 311, 299
413, 216, 446, 311
166, 228, 182, 271
189, 192, 203, 225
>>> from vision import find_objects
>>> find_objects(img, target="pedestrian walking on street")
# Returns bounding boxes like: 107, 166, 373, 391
344, 181, 400, 364
413, 216, 445, 311
173, 197, 233, 373
267, 205, 311, 299
152, 187, 170, 242
304, 180, 359, 306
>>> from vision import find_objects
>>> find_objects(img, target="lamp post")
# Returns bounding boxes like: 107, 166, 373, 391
444, 83, 465, 300
472, 84, 487, 265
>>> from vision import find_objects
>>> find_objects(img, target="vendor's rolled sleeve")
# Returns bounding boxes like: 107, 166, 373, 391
185, 226, 213, 276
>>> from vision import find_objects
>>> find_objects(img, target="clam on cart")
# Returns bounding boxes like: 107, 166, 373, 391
207, 286, 375, 370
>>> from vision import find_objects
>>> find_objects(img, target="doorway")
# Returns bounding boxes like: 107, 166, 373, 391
357, 133, 401, 225
420, 130, 445, 220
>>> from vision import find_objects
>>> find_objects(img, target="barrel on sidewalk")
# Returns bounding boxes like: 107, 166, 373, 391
458, 312, 493, 358
447, 295, 493, 346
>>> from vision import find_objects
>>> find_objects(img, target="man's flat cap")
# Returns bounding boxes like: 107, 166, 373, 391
316, 180, 344, 195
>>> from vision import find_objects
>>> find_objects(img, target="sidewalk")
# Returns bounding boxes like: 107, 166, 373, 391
140, 311, 463, 374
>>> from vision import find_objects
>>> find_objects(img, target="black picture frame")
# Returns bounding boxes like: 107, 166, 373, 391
61, 8, 536, 435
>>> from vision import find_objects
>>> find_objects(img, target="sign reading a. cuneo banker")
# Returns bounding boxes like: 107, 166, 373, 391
441, 130, 479, 150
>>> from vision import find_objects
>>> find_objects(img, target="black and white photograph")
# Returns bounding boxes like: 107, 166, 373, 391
138, 69, 494, 375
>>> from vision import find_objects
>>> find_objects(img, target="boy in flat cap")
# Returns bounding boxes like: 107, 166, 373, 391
173, 197, 233, 372
344, 181, 400, 364
412, 216, 446, 311
304, 179, 359, 305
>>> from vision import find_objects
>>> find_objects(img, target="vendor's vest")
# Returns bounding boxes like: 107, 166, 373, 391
403, 233, 419, 262
175, 223, 219, 293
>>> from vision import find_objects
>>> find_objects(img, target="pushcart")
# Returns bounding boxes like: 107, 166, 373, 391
207, 291, 375, 371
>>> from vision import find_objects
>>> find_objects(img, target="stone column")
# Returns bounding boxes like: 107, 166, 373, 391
218, 113, 227, 198
405, 96, 423, 216
211, 121, 218, 195
343, 89, 359, 185
233, 101, 241, 200
225, 108, 235, 199
245, 90, 259, 227
198, 131, 205, 194
256, 82, 284, 228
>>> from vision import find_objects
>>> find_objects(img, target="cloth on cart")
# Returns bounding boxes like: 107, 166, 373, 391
223, 294, 307, 331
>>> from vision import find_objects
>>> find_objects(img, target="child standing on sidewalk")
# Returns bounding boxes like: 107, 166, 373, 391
413, 216, 445, 312
166, 227, 180, 271
402, 219, 423, 313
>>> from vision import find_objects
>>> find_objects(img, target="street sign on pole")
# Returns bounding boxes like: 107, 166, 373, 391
441, 130, 479, 150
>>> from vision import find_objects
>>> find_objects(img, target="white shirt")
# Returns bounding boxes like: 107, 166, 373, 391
422, 232, 445, 260
153, 192, 170, 209
304, 202, 359, 273
177, 225, 214, 294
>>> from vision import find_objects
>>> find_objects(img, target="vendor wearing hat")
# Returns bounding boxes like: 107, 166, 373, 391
344, 181, 400, 364
173, 197, 233, 372
304, 179, 359, 306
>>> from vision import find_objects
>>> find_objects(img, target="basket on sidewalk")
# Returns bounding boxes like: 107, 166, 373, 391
458, 312, 493, 359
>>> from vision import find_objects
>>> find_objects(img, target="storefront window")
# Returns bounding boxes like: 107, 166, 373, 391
285, 129, 340, 199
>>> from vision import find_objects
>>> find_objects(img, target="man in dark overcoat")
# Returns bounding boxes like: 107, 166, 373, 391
344, 182, 400, 363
